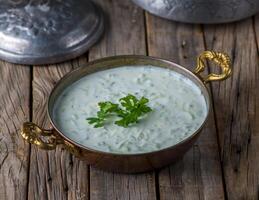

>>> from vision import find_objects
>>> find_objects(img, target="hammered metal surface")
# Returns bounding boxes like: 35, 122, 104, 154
0, 0, 104, 64
132, 0, 259, 23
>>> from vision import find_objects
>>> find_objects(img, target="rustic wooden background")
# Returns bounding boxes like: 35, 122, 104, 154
0, 0, 258, 199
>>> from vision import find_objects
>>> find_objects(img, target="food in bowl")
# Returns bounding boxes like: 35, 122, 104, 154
53, 65, 208, 154
20, 51, 231, 173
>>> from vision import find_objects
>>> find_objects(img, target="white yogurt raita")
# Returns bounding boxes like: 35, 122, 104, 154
53, 65, 208, 154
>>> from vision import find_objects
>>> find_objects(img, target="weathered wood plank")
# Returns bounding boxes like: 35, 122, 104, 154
28, 58, 90, 200
146, 13, 225, 199
0, 63, 30, 200
204, 18, 259, 199
89, 1, 156, 200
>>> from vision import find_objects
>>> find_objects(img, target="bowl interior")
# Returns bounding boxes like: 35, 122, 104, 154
47, 55, 211, 155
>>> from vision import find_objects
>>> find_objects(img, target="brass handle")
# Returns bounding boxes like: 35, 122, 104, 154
194, 51, 232, 83
21, 122, 81, 156
21, 122, 60, 150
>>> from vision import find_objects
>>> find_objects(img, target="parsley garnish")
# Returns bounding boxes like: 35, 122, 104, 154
87, 94, 152, 128
87, 102, 119, 128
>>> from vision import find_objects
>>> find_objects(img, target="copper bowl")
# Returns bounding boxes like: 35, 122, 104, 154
21, 51, 232, 173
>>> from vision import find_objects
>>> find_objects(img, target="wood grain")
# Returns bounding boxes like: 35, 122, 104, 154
146, 13, 225, 200
204, 18, 259, 199
1, 1, 258, 199
89, 1, 156, 200
0, 63, 30, 200
28, 57, 90, 200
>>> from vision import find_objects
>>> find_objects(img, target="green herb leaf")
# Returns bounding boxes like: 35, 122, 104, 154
86, 117, 104, 128
86, 101, 119, 128
87, 94, 153, 128
115, 95, 152, 127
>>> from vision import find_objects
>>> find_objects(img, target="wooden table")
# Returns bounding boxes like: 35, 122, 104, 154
0, 1, 258, 199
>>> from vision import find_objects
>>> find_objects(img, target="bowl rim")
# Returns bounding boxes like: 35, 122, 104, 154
47, 55, 211, 156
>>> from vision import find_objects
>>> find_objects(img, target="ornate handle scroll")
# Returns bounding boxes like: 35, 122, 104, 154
21, 122, 81, 156
21, 122, 59, 150
194, 51, 232, 83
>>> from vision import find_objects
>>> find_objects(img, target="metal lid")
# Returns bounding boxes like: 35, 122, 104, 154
0, 0, 104, 65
